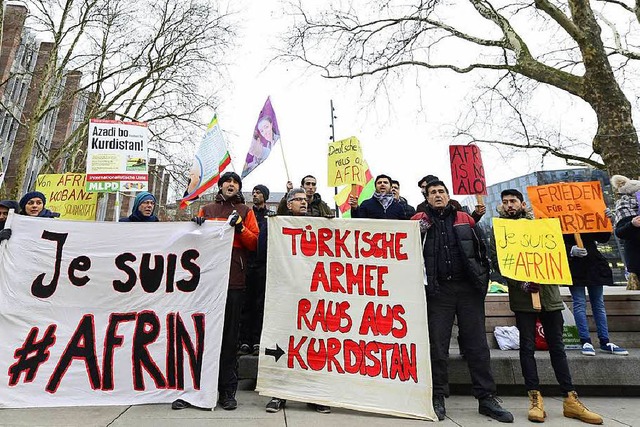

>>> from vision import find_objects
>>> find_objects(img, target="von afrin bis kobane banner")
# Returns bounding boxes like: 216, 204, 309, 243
493, 217, 572, 285
0, 214, 233, 408
527, 181, 612, 233
36, 174, 97, 220
257, 217, 435, 420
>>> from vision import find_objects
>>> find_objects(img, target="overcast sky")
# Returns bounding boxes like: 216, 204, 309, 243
203, 0, 588, 208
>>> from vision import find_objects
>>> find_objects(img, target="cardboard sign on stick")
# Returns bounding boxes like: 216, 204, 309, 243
527, 181, 612, 233
449, 144, 487, 195
493, 217, 572, 285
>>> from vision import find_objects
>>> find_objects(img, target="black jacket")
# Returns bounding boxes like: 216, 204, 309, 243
351, 197, 406, 219
616, 216, 640, 274
250, 205, 269, 266
422, 205, 489, 296
563, 233, 613, 286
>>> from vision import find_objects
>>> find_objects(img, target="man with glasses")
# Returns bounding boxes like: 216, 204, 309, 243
266, 188, 331, 414
277, 175, 332, 217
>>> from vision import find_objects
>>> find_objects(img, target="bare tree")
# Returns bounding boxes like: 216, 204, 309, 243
283, 0, 640, 177
3, 0, 234, 199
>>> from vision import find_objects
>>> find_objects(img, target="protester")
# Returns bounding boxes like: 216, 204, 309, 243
611, 174, 640, 290
266, 188, 331, 415
563, 232, 628, 356
177, 171, 259, 411
118, 192, 159, 222
0, 200, 20, 230
199, 171, 258, 410
490, 189, 603, 424
391, 179, 416, 219
412, 179, 513, 423
238, 184, 271, 356
276, 175, 332, 217
19, 191, 60, 218
349, 174, 405, 219
416, 175, 486, 222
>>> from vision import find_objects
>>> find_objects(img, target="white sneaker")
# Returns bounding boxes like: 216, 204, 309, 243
581, 342, 596, 356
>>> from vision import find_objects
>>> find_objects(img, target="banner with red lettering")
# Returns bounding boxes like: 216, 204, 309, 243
256, 217, 435, 420
0, 214, 233, 408
527, 181, 612, 233
449, 144, 487, 195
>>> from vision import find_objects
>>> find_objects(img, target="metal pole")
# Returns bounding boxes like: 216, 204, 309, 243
330, 100, 338, 217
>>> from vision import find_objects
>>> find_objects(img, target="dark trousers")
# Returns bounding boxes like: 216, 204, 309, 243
427, 280, 496, 399
239, 265, 266, 346
218, 288, 245, 395
515, 310, 574, 396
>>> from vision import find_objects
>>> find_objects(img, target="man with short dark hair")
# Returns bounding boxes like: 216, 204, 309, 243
390, 179, 416, 219
277, 175, 332, 216
416, 175, 486, 222
414, 180, 513, 423
349, 174, 405, 219
490, 189, 602, 424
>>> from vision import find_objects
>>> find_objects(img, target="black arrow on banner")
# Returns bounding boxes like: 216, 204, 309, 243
265, 344, 285, 362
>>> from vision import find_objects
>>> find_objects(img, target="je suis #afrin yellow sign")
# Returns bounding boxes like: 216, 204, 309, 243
492, 218, 572, 285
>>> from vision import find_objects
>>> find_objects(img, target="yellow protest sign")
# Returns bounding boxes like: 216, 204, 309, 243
35, 174, 98, 221
493, 218, 572, 285
327, 136, 366, 187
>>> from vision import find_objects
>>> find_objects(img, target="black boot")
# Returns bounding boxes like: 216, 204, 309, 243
479, 395, 514, 423
219, 390, 237, 410
433, 394, 446, 421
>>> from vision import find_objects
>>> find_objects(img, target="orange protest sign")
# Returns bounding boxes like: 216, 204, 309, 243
526, 181, 611, 234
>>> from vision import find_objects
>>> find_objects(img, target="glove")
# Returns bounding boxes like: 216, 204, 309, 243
191, 216, 205, 226
228, 211, 243, 233
266, 210, 277, 217
570, 245, 588, 257
520, 282, 540, 293
0, 229, 11, 242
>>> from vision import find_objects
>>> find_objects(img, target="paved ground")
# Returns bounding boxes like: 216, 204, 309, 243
1, 391, 638, 426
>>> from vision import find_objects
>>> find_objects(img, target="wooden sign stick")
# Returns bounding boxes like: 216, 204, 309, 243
531, 292, 542, 311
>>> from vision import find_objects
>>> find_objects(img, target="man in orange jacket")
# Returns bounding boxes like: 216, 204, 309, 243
180, 171, 259, 411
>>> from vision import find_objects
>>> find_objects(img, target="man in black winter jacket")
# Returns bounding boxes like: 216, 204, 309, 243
415, 180, 513, 423
349, 174, 406, 219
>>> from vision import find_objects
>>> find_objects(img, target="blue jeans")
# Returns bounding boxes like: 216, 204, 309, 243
569, 285, 609, 346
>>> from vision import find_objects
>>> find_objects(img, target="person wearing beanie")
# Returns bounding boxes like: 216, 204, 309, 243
183, 170, 258, 411
412, 179, 513, 423
238, 184, 271, 357
19, 191, 60, 218
0, 200, 20, 230
119, 191, 159, 222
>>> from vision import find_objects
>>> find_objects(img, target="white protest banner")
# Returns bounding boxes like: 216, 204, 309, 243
257, 217, 435, 420
0, 213, 233, 408
86, 119, 149, 192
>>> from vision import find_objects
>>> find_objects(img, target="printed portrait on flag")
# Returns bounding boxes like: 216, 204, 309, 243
242, 97, 280, 178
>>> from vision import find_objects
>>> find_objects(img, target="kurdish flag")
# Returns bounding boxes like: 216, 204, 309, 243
179, 115, 231, 209
334, 161, 375, 218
